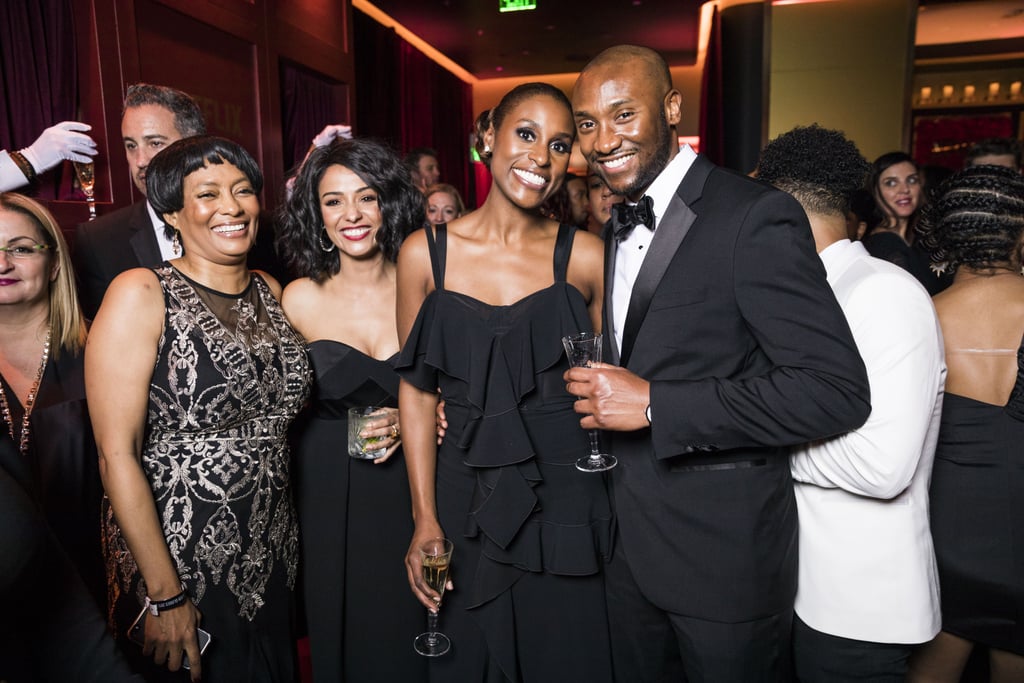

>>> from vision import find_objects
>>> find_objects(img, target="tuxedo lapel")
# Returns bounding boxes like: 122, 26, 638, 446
128, 202, 162, 267
619, 155, 712, 367
603, 230, 621, 365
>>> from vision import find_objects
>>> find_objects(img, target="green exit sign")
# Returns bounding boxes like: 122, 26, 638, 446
499, 0, 537, 12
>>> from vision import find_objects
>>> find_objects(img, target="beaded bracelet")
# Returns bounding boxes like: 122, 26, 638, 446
144, 584, 189, 616
8, 150, 36, 183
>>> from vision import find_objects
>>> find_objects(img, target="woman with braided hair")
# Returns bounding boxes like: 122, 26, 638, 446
909, 164, 1024, 682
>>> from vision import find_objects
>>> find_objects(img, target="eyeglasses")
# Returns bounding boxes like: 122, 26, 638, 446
0, 243, 52, 259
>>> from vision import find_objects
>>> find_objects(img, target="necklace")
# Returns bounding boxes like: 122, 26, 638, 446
0, 327, 51, 456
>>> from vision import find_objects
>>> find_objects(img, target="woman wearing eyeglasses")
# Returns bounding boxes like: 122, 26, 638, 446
0, 193, 104, 610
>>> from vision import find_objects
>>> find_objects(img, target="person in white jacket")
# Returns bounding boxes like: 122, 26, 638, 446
757, 125, 946, 682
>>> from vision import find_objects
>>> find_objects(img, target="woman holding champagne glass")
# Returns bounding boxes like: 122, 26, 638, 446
276, 137, 427, 682
396, 82, 613, 682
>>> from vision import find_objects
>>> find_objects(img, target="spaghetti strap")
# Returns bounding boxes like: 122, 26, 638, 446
552, 223, 575, 283
424, 223, 448, 291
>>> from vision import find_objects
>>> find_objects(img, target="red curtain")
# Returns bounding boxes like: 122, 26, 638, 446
0, 0, 79, 199
354, 9, 473, 209
698, 5, 724, 167
280, 61, 346, 173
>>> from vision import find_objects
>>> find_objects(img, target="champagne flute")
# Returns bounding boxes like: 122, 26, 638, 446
562, 332, 618, 472
73, 160, 96, 221
413, 537, 453, 657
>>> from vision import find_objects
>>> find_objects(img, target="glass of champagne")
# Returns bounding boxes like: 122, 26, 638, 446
562, 332, 618, 472
73, 160, 96, 221
413, 537, 453, 657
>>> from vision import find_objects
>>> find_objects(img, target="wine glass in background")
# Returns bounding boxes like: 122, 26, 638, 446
562, 332, 618, 472
73, 160, 96, 221
413, 537, 453, 657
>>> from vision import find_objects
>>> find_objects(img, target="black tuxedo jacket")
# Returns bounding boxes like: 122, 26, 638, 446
72, 201, 159, 319
605, 155, 870, 622
72, 201, 287, 319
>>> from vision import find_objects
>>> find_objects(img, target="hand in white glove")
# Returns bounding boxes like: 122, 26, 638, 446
21, 121, 97, 172
312, 124, 353, 148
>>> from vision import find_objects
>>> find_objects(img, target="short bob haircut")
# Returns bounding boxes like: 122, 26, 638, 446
276, 137, 424, 281
0, 193, 86, 356
146, 136, 264, 239
918, 164, 1024, 272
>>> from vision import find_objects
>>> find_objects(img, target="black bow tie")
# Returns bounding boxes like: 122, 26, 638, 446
611, 196, 655, 241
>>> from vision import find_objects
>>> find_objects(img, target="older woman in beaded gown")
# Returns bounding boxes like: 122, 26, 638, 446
87, 136, 310, 682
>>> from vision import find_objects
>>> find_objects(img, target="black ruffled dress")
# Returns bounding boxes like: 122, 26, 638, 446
396, 224, 613, 683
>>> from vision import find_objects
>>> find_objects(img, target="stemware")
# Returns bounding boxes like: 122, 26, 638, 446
413, 537, 454, 657
73, 160, 96, 221
562, 332, 618, 472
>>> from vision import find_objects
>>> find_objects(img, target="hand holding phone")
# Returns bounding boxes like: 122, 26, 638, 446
128, 605, 212, 671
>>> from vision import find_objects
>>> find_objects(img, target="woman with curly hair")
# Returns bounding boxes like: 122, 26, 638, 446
276, 137, 427, 682
909, 164, 1024, 683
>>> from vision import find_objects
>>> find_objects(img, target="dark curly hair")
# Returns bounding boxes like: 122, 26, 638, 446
276, 138, 424, 281
473, 83, 574, 169
756, 124, 869, 217
917, 164, 1024, 272
146, 136, 263, 239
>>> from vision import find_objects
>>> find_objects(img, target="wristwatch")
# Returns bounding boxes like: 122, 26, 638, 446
645, 404, 652, 425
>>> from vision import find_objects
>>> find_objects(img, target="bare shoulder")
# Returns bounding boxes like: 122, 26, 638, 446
571, 228, 605, 259
568, 228, 605, 275
91, 267, 165, 342
397, 227, 433, 279
398, 227, 428, 259
281, 277, 326, 335
103, 267, 164, 310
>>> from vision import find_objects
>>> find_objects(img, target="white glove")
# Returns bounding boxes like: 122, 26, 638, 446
312, 124, 353, 148
20, 121, 97, 172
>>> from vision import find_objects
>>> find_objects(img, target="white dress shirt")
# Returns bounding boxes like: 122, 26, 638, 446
612, 145, 697, 352
147, 201, 181, 261
790, 239, 945, 644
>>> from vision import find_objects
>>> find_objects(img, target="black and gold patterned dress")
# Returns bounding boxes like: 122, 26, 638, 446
103, 265, 311, 682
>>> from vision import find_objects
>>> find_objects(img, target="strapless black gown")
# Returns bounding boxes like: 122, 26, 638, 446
292, 341, 426, 682
929, 337, 1024, 655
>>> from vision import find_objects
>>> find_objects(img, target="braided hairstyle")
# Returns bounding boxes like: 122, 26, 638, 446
917, 164, 1024, 272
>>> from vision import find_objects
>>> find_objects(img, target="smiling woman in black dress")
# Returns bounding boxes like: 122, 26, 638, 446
277, 137, 427, 682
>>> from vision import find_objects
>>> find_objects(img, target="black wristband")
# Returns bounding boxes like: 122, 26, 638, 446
146, 585, 188, 616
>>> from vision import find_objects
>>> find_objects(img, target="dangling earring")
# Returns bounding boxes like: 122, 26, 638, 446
172, 230, 181, 256
319, 228, 336, 253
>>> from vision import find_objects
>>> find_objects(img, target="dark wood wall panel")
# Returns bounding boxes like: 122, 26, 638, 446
47, 0, 353, 229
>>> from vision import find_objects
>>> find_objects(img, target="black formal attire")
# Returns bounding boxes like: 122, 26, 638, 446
397, 224, 614, 683
861, 230, 950, 295
292, 341, 425, 682
0, 433, 141, 683
603, 153, 870, 682
104, 266, 311, 682
0, 351, 107, 611
929, 336, 1024, 655
73, 202, 287, 319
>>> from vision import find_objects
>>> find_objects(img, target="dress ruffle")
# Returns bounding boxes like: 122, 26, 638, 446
396, 281, 612, 606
